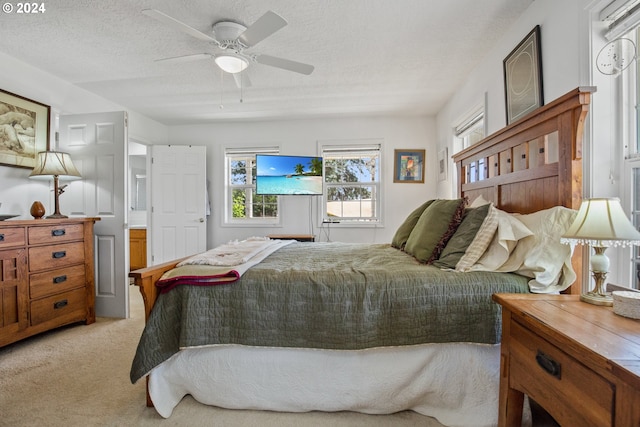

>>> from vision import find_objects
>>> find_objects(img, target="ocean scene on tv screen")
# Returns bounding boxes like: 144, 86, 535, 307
256, 155, 323, 195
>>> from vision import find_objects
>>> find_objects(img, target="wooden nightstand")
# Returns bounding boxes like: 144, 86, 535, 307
493, 293, 640, 427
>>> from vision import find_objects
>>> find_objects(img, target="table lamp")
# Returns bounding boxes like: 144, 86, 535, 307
561, 198, 640, 306
29, 151, 82, 219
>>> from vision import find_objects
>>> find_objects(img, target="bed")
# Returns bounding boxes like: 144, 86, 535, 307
129, 87, 594, 426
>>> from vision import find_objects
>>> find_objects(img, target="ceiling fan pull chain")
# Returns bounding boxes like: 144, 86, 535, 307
219, 68, 224, 109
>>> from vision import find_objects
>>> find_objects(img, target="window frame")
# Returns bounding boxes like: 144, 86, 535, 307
319, 141, 383, 227
223, 147, 281, 227
454, 108, 485, 152
611, 18, 640, 288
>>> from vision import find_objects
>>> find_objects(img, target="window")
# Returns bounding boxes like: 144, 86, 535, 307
321, 142, 382, 224
225, 147, 280, 225
455, 109, 485, 150
633, 167, 640, 287
627, 27, 640, 288
603, 0, 640, 288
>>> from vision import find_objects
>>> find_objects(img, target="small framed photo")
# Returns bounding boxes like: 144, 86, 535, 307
503, 25, 543, 124
0, 88, 50, 169
438, 148, 448, 181
393, 149, 425, 183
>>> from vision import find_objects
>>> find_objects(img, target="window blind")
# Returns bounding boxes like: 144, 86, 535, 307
601, 0, 640, 40
225, 147, 278, 156
454, 111, 484, 137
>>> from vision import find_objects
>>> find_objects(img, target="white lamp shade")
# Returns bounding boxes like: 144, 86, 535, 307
561, 198, 640, 247
29, 151, 81, 180
214, 54, 249, 73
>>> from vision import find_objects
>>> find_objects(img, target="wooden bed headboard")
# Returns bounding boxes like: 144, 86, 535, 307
452, 86, 596, 293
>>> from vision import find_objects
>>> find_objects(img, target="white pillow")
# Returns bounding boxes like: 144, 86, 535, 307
502, 206, 578, 293
455, 204, 499, 271
468, 207, 533, 272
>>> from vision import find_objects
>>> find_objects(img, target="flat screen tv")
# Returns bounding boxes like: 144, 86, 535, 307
256, 154, 323, 195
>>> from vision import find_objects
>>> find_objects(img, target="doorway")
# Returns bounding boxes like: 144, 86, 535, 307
128, 139, 150, 271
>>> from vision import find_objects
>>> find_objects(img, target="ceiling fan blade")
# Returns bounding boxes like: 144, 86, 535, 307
255, 54, 314, 75
142, 9, 216, 42
237, 11, 287, 47
155, 53, 213, 63
233, 73, 252, 88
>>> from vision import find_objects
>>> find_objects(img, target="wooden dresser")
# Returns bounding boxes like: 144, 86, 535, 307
0, 217, 99, 347
493, 293, 640, 427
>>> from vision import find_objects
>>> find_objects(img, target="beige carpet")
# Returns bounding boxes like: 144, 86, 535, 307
0, 286, 444, 427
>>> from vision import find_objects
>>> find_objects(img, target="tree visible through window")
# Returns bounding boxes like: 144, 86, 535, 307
226, 149, 279, 224
321, 143, 381, 223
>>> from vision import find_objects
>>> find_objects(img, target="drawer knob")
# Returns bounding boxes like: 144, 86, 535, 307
53, 275, 67, 284
52, 229, 66, 237
52, 251, 66, 259
536, 350, 561, 379
53, 299, 68, 309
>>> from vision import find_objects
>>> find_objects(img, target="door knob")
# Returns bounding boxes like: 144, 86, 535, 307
199, 218, 204, 223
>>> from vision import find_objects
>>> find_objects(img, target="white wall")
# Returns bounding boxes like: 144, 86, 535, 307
435, 0, 635, 286
435, 0, 592, 198
167, 116, 435, 247
0, 51, 167, 219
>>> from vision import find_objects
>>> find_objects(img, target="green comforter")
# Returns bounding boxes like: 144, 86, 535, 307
130, 242, 529, 383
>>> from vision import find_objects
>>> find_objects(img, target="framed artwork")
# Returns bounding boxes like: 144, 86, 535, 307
503, 25, 543, 124
438, 148, 448, 181
0, 89, 50, 169
393, 149, 425, 183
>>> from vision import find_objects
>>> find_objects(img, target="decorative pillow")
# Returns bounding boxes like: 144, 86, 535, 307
467, 207, 533, 272
404, 198, 466, 264
498, 206, 578, 293
432, 203, 496, 270
391, 200, 435, 249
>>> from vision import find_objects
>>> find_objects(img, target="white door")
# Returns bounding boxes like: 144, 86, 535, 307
58, 112, 128, 318
150, 145, 207, 264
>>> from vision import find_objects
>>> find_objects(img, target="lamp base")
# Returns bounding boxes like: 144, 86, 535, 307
46, 213, 68, 219
580, 291, 613, 306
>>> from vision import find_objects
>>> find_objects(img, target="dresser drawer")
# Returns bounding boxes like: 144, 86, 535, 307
30, 264, 85, 299
28, 242, 85, 272
28, 223, 84, 245
509, 320, 614, 427
0, 227, 26, 248
30, 287, 86, 326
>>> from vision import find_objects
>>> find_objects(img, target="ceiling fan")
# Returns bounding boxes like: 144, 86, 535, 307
142, 9, 314, 88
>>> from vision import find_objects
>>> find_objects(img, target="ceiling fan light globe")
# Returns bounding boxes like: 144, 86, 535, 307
215, 55, 249, 73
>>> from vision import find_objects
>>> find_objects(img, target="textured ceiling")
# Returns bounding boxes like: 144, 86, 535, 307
0, 0, 532, 125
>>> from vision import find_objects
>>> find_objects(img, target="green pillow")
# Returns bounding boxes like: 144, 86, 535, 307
404, 198, 466, 263
391, 200, 435, 249
432, 204, 491, 269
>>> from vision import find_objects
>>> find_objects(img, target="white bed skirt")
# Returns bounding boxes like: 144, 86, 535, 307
148, 342, 531, 427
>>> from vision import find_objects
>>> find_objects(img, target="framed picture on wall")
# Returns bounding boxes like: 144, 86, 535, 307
503, 25, 543, 124
393, 149, 425, 183
438, 148, 448, 181
0, 88, 50, 169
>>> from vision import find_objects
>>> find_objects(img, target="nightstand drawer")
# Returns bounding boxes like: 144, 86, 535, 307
30, 287, 86, 326
0, 227, 26, 248
28, 223, 84, 245
509, 320, 614, 427
28, 242, 84, 272
30, 264, 86, 299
